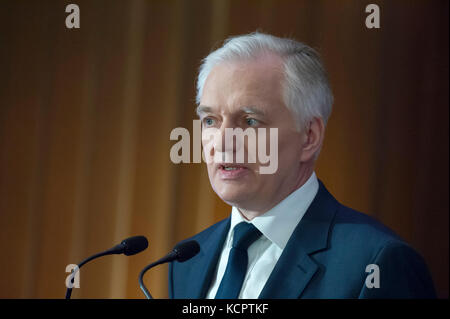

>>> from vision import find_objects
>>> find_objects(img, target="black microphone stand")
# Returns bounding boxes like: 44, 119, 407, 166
138, 252, 176, 299
138, 240, 200, 299
66, 246, 121, 299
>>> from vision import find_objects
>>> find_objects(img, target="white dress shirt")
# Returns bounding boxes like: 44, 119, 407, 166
206, 172, 319, 299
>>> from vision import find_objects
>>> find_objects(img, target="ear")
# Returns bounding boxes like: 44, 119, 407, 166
299, 117, 325, 162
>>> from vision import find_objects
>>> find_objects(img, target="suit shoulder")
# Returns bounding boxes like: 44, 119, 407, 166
332, 204, 406, 250
327, 204, 433, 287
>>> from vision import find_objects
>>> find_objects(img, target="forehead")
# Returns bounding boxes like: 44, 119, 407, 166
199, 53, 286, 114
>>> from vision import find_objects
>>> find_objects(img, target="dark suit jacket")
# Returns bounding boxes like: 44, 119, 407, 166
169, 181, 436, 298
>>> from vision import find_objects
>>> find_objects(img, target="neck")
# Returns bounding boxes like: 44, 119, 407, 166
238, 164, 314, 221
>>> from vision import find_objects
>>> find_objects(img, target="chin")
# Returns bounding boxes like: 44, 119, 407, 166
215, 186, 253, 207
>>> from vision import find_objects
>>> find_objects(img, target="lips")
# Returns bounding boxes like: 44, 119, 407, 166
217, 163, 250, 180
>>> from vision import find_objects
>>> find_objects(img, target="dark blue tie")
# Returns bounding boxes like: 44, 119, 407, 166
215, 222, 262, 299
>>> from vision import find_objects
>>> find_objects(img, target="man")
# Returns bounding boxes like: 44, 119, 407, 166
169, 32, 436, 298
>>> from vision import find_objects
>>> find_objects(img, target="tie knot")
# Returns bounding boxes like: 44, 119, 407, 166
232, 222, 262, 250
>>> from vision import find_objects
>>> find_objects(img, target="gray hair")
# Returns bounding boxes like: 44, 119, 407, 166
196, 32, 333, 131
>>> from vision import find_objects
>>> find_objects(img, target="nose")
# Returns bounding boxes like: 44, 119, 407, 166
213, 119, 236, 164
202, 118, 249, 164
201, 120, 233, 164
218, 121, 237, 152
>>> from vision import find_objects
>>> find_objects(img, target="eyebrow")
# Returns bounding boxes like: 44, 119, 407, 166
196, 105, 266, 117
196, 105, 213, 117
241, 106, 266, 116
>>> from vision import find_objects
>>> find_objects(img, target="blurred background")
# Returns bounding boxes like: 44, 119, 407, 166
0, 0, 448, 298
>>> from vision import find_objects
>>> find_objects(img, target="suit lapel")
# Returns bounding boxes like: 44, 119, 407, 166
259, 181, 338, 298
187, 218, 230, 298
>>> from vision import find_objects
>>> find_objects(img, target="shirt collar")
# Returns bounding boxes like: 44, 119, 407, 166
229, 172, 319, 250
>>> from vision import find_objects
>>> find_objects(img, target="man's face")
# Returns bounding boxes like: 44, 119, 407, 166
198, 54, 305, 214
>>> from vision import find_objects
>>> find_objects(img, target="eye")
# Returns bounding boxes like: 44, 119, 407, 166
245, 118, 259, 126
203, 117, 216, 127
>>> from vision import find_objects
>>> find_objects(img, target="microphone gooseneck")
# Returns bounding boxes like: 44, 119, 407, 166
65, 235, 148, 299
139, 240, 200, 299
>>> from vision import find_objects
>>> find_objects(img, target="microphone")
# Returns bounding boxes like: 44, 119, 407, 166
65, 235, 148, 299
139, 240, 200, 299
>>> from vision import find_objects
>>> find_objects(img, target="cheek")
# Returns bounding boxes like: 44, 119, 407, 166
202, 131, 216, 163
206, 163, 215, 181
277, 133, 302, 167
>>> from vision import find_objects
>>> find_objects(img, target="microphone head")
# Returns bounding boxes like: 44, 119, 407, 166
121, 236, 148, 256
173, 240, 200, 262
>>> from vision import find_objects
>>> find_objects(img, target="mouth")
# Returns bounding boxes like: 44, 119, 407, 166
216, 164, 250, 179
